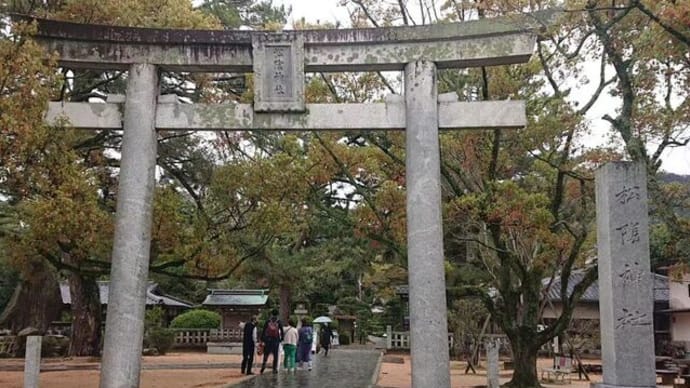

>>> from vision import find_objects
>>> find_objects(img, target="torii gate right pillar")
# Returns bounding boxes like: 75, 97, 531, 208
405, 60, 451, 387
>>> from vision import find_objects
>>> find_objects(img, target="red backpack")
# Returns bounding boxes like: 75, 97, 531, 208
266, 320, 280, 339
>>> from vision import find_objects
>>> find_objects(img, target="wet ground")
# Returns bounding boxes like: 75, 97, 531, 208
228, 348, 382, 388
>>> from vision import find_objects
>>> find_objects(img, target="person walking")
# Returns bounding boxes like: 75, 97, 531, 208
297, 318, 314, 370
282, 318, 298, 373
240, 316, 257, 375
320, 322, 334, 357
260, 309, 284, 374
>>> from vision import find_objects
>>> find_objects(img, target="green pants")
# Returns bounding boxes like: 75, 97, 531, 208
283, 344, 296, 370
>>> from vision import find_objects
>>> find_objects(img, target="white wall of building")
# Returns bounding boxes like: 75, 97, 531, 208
671, 313, 690, 343
669, 275, 690, 310
669, 274, 690, 343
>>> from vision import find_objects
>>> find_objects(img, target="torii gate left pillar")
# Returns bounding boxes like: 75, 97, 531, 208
99, 64, 159, 387
34, 11, 553, 387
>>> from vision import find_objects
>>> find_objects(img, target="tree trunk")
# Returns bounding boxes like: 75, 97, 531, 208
0, 264, 61, 333
279, 284, 291, 323
68, 274, 102, 357
506, 332, 542, 388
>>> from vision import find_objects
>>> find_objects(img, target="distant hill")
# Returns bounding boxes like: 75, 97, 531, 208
660, 173, 690, 184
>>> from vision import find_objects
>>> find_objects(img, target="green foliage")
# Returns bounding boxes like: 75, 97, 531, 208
197, 0, 288, 29
448, 298, 489, 353
378, 298, 403, 330
0, 256, 19, 313
145, 328, 175, 355
145, 306, 166, 330
53, 0, 221, 28
41, 335, 69, 357
170, 309, 221, 329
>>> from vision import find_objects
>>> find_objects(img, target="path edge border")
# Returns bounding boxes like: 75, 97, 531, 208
368, 350, 384, 388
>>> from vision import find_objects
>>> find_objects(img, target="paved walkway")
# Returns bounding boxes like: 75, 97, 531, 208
228, 349, 382, 388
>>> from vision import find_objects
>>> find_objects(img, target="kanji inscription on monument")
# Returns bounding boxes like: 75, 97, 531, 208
252, 33, 305, 113
595, 162, 655, 388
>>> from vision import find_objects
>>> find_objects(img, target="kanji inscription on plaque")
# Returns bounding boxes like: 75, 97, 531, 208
252, 33, 305, 112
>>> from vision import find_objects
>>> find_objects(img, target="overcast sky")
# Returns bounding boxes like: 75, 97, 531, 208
269, 1, 690, 174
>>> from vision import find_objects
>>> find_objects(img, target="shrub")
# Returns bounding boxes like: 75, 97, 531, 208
145, 306, 165, 330
146, 328, 175, 355
170, 309, 221, 329
42, 335, 69, 357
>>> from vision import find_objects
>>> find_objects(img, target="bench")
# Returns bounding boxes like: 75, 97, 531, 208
541, 355, 573, 384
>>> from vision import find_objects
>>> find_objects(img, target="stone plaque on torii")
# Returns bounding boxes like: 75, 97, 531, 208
32, 11, 554, 388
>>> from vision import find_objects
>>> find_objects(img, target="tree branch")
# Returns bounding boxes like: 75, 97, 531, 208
633, 0, 690, 48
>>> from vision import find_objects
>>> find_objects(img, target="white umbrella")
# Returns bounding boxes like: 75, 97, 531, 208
313, 316, 332, 323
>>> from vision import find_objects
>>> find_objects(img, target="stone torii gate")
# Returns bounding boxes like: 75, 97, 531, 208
34, 12, 549, 388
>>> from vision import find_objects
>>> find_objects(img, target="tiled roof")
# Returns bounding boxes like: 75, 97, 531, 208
59, 281, 193, 308
202, 289, 269, 307
542, 271, 669, 303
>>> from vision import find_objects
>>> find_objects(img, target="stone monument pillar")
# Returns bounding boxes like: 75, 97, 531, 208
486, 340, 500, 388
405, 59, 451, 388
24, 335, 41, 388
100, 63, 160, 388
594, 161, 655, 388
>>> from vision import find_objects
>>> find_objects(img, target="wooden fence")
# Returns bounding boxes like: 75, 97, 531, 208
172, 328, 242, 348
385, 325, 454, 350
0, 336, 17, 355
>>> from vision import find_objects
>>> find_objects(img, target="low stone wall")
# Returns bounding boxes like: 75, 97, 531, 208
206, 342, 242, 354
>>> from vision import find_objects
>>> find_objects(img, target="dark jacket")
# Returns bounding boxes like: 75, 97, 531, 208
320, 326, 333, 346
242, 321, 256, 346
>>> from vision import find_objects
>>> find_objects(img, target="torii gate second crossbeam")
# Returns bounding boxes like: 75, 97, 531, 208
32, 10, 554, 388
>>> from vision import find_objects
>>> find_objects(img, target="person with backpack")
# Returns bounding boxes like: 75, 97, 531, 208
260, 309, 284, 374
297, 318, 314, 370
282, 318, 298, 373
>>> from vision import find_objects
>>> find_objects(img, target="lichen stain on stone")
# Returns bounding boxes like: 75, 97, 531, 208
364, 54, 379, 64
89, 104, 109, 116
346, 55, 355, 63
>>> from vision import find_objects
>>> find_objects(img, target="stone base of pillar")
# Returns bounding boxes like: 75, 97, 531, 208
591, 384, 655, 388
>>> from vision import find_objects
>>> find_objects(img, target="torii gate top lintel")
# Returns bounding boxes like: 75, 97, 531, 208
24, 9, 558, 73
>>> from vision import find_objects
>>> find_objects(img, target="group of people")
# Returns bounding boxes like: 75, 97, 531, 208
240, 309, 334, 375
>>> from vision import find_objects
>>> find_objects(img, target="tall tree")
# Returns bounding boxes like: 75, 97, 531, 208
0, 0, 223, 355
197, 0, 289, 29
0, 19, 66, 334
335, 2, 592, 387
